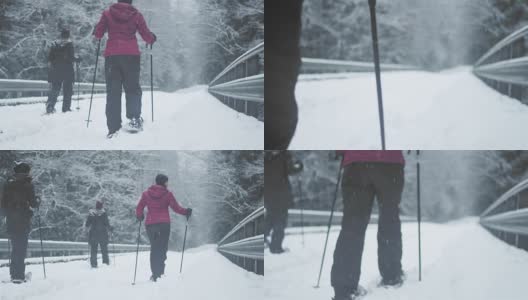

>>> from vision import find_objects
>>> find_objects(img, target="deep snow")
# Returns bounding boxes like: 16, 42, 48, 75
265, 219, 528, 300
290, 67, 528, 149
1, 245, 263, 300
0, 86, 263, 150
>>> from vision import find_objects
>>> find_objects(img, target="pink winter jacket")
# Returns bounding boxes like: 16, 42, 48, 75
338, 151, 405, 166
93, 3, 156, 57
136, 185, 188, 225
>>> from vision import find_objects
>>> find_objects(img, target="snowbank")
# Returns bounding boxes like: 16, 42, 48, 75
265, 219, 528, 300
1, 245, 263, 300
0, 86, 263, 150
291, 67, 528, 149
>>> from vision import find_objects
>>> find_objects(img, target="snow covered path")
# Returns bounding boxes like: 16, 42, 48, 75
0, 86, 263, 150
291, 67, 528, 149
265, 219, 528, 300
1, 245, 263, 300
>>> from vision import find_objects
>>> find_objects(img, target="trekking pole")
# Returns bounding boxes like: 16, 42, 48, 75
314, 156, 344, 288
37, 205, 47, 279
297, 180, 305, 247
132, 220, 142, 285
111, 231, 116, 266
7, 238, 11, 266
368, 0, 386, 150
76, 61, 81, 110
179, 217, 189, 274
150, 43, 154, 122
416, 150, 422, 281
86, 39, 101, 128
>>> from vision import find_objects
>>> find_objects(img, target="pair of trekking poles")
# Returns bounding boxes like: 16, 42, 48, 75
131, 215, 190, 285
85, 40, 155, 128
313, 151, 423, 289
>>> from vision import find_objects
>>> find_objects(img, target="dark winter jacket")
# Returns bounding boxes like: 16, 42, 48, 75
136, 185, 188, 226
264, 151, 298, 211
48, 39, 75, 83
338, 151, 405, 166
85, 208, 111, 244
93, 3, 156, 57
1, 174, 38, 235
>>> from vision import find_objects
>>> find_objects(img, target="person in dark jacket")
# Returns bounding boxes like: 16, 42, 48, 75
93, 0, 157, 138
136, 174, 192, 282
0, 162, 39, 284
85, 200, 111, 268
331, 151, 405, 300
264, 151, 303, 254
46, 29, 76, 114
265, 0, 303, 150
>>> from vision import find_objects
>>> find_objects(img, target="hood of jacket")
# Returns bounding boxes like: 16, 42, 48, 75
89, 208, 106, 217
52, 39, 72, 48
109, 3, 138, 23
147, 185, 169, 200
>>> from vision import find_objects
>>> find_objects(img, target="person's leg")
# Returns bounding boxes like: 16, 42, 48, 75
104, 56, 123, 133
264, 0, 303, 150
62, 79, 73, 112
331, 164, 375, 298
147, 224, 162, 278
101, 242, 110, 265
270, 208, 288, 252
11, 231, 29, 280
90, 242, 98, 267
122, 55, 142, 121
46, 82, 62, 113
159, 223, 170, 275
371, 163, 404, 282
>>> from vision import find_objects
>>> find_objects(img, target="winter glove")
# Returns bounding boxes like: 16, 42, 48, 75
288, 160, 304, 175
137, 214, 144, 222
186, 208, 192, 219
329, 151, 343, 161
151, 32, 157, 44
74, 56, 82, 63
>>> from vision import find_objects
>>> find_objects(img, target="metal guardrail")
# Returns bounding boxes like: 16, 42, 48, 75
0, 238, 149, 261
288, 209, 417, 228
208, 43, 264, 121
301, 58, 418, 74
217, 206, 264, 275
473, 25, 528, 102
0, 79, 159, 101
480, 178, 528, 251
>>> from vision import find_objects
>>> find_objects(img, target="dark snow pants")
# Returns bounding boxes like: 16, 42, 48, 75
46, 80, 73, 113
264, 0, 303, 150
9, 231, 29, 280
90, 241, 109, 267
104, 55, 142, 132
331, 163, 404, 295
146, 223, 170, 277
264, 208, 288, 252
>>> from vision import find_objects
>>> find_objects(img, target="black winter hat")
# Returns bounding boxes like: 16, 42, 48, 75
155, 174, 169, 186
118, 0, 133, 4
14, 162, 31, 174
60, 29, 70, 39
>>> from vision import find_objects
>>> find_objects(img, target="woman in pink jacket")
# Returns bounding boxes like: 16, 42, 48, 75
331, 151, 405, 300
93, 0, 156, 138
136, 174, 192, 282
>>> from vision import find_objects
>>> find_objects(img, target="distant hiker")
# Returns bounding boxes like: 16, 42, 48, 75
264, 151, 303, 254
85, 200, 111, 268
93, 0, 157, 138
46, 29, 78, 114
265, 0, 303, 150
136, 174, 192, 282
331, 151, 405, 300
0, 162, 39, 284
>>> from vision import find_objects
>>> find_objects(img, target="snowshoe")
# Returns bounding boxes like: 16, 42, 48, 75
107, 128, 120, 139
333, 285, 367, 300
126, 117, 143, 133
269, 247, 290, 254
379, 273, 405, 288
150, 275, 158, 282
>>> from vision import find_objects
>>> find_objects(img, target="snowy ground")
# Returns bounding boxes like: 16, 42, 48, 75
265, 219, 528, 300
1, 245, 263, 300
0, 86, 263, 150
291, 67, 528, 149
